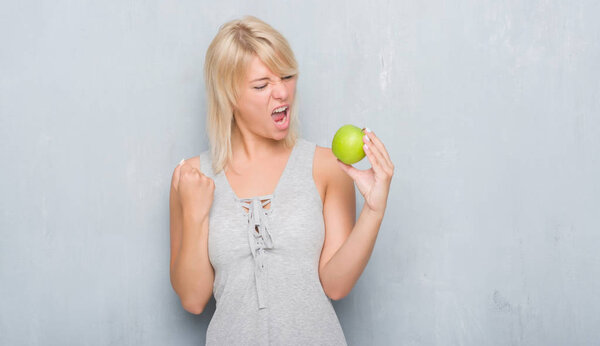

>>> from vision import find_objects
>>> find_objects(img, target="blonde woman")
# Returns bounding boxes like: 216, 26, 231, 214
169, 15, 394, 345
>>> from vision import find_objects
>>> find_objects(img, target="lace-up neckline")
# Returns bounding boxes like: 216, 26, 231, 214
219, 141, 298, 309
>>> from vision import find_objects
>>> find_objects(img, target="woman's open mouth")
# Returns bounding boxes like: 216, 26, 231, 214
271, 105, 289, 129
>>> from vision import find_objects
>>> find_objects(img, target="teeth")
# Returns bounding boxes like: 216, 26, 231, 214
272, 106, 288, 114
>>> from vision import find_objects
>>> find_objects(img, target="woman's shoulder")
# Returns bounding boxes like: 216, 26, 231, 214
296, 137, 331, 158
308, 137, 334, 161
178, 147, 211, 174
311, 141, 355, 204
314, 144, 334, 162
313, 143, 338, 179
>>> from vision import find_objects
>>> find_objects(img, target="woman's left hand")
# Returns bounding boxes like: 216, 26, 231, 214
336, 129, 395, 217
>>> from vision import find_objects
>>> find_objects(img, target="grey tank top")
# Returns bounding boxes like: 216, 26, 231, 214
198, 137, 348, 346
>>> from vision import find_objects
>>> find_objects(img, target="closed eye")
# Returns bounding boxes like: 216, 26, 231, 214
253, 75, 295, 90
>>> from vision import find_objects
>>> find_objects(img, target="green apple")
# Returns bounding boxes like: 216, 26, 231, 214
332, 124, 366, 164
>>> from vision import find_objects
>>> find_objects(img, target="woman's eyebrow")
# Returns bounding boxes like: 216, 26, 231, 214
250, 77, 270, 82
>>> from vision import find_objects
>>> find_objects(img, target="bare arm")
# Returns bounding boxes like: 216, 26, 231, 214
319, 130, 394, 300
318, 148, 379, 301
169, 160, 215, 314
319, 199, 383, 300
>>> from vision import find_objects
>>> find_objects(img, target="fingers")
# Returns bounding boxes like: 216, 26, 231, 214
363, 129, 392, 165
178, 159, 199, 174
363, 141, 381, 171
172, 158, 186, 191
363, 133, 384, 169
177, 158, 203, 183
363, 129, 394, 176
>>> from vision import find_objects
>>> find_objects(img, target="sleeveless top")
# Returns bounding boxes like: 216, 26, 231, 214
198, 137, 348, 346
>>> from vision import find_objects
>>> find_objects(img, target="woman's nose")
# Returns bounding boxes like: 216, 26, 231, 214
271, 79, 288, 100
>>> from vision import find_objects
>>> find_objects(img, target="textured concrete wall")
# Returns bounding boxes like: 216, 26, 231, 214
1, 1, 599, 345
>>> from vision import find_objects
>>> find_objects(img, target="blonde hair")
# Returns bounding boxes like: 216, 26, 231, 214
204, 15, 300, 174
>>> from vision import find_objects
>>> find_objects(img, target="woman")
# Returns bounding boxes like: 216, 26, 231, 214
169, 15, 394, 345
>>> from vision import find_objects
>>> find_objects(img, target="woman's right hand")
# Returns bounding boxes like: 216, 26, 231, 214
174, 159, 215, 222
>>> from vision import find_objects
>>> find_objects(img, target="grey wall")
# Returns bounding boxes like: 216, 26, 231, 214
1, 1, 599, 345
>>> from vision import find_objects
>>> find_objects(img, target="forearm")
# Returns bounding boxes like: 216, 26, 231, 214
320, 207, 384, 300
170, 214, 214, 313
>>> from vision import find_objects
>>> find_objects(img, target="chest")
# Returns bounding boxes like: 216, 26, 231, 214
225, 152, 327, 206
225, 161, 287, 201
207, 176, 326, 268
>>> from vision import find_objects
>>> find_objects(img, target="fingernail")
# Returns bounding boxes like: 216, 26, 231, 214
363, 144, 369, 151
179, 158, 185, 166
363, 134, 370, 143
365, 127, 372, 133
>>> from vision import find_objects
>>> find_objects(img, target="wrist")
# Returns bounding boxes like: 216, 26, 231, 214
362, 205, 386, 220
182, 210, 208, 226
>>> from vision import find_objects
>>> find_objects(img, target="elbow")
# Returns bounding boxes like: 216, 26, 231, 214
329, 293, 348, 301
181, 300, 206, 315
321, 278, 350, 301
325, 288, 349, 301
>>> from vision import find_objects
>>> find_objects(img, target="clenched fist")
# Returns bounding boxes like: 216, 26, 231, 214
173, 159, 215, 223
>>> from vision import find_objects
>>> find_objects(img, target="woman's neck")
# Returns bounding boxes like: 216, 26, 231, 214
230, 123, 285, 163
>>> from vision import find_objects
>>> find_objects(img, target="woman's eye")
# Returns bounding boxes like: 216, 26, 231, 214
254, 76, 293, 90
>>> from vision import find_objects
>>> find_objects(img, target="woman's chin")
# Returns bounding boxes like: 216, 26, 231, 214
272, 130, 289, 141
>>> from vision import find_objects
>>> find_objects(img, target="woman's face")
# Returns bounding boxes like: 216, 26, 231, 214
233, 55, 297, 141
